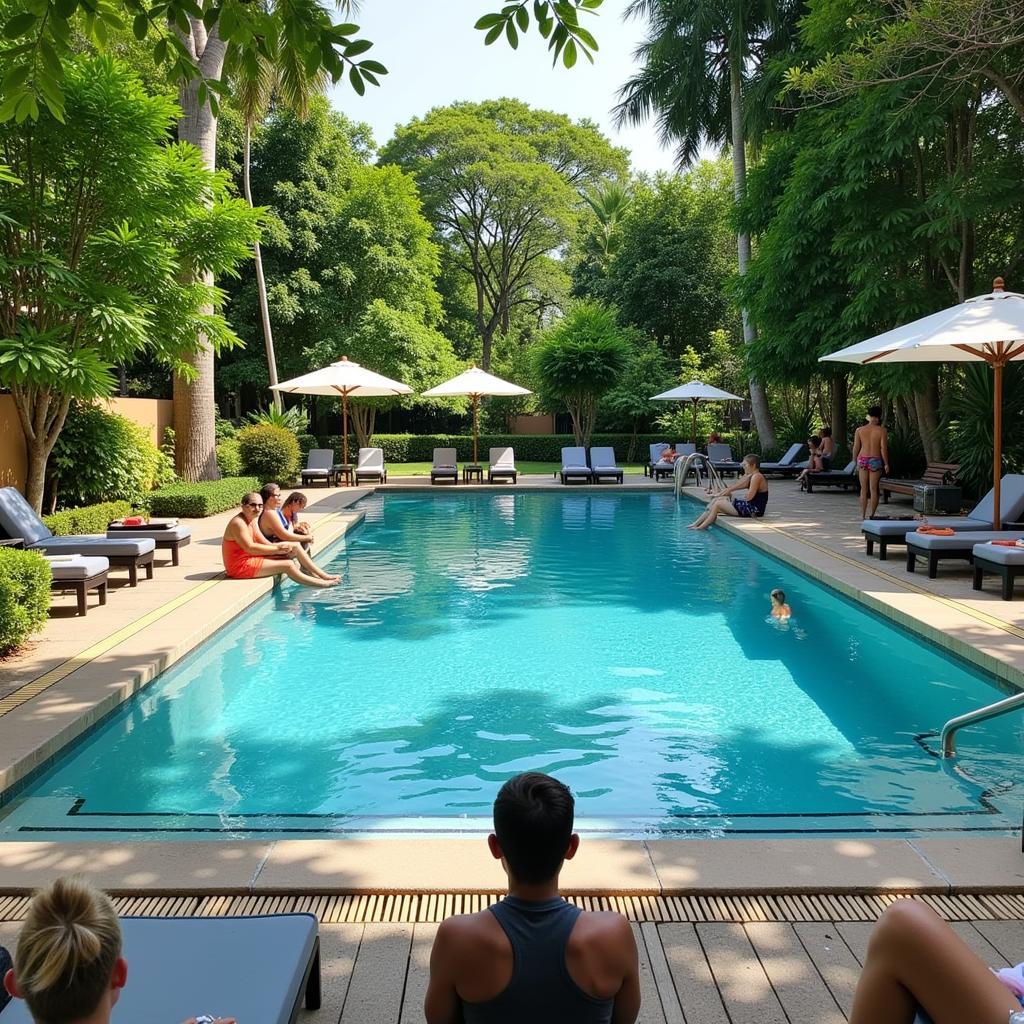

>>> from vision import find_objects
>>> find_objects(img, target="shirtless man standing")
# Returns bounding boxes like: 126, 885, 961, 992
853, 406, 890, 519
425, 772, 641, 1024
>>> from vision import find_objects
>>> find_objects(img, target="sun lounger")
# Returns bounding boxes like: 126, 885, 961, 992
430, 447, 459, 485
861, 474, 1024, 559
300, 448, 335, 487
46, 554, 108, 616
652, 442, 694, 481
645, 443, 668, 478
759, 443, 805, 476
488, 446, 517, 483
106, 520, 192, 566
354, 447, 387, 484
881, 461, 961, 504
560, 446, 592, 484
0, 486, 155, 586
0, 913, 321, 1024
589, 446, 623, 484
905, 530, 1021, 578
707, 442, 742, 477
804, 460, 858, 493
972, 542, 1024, 600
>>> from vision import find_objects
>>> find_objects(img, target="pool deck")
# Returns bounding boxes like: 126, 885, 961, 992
2, 474, 1022, 907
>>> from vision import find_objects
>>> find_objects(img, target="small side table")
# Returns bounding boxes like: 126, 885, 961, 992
463, 464, 483, 483
332, 464, 353, 487
0, 537, 25, 549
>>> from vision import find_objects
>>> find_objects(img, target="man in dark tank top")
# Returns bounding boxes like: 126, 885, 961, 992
424, 772, 641, 1024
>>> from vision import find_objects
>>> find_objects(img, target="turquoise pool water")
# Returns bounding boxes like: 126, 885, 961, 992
3, 491, 1022, 839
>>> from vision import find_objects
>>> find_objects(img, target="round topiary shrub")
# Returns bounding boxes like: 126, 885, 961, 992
0, 549, 51, 656
51, 401, 172, 506
237, 423, 300, 483
216, 438, 243, 477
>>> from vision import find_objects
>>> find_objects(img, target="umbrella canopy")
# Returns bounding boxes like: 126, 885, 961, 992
272, 356, 412, 467
422, 366, 532, 464
821, 278, 1024, 527
651, 380, 743, 444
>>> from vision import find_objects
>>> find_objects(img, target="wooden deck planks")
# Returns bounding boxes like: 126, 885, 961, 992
695, 922, 787, 1024
398, 923, 437, 1024
791, 922, 862, 1018
659, 922, 731, 1024
340, 923, 413, 1024
744, 922, 845, 1024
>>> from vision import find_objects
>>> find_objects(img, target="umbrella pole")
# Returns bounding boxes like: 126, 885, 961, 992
691, 401, 699, 446
994, 359, 1004, 530
472, 394, 479, 465
342, 392, 349, 469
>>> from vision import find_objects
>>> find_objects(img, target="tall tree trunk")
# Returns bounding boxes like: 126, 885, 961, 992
244, 121, 282, 411
830, 374, 848, 447
729, 53, 776, 453
15, 391, 71, 513
173, 20, 226, 481
350, 405, 375, 448
914, 371, 943, 462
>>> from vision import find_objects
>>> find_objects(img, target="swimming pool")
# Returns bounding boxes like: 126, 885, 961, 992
3, 491, 1021, 839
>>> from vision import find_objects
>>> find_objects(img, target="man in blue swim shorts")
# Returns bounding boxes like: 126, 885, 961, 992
853, 405, 890, 519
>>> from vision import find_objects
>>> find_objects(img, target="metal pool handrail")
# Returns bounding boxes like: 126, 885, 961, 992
674, 452, 727, 497
940, 690, 1024, 758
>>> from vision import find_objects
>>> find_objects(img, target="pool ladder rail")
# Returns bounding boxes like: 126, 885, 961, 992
940, 690, 1024, 758
673, 452, 728, 498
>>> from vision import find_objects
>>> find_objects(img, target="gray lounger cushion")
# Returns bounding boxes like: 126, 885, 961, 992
863, 516, 988, 538
973, 542, 1024, 564
0, 486, 53, 545
561, 446, 589, 470
589, 447, 621, 471
46, 555, 109, 580
106, 525, 191, 542
303, 449, 334, 473
0, 914, 319, 1024
34, 534, 155, 557
907, 530, 1017, 550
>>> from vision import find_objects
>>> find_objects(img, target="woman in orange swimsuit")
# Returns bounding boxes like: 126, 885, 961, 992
221, 493, 338, 587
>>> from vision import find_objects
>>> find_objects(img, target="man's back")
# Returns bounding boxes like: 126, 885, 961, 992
856, 422, 887, 456
426, 896, 639, 1024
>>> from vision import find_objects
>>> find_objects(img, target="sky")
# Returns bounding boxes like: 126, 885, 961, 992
325, 0, 684, 175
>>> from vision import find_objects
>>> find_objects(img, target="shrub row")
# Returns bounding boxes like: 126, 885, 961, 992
298, 432, 771, 464
0, 549, 51, 655
147, 477, 260, 518
43, 501, 134, 536
237, 423, 300, 481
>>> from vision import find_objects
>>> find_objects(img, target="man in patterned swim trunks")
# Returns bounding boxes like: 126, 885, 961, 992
852, 405, 890, 519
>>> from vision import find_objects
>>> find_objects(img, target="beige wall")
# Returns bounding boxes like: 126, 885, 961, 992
509, 414, 555, 435
0, 395, 173, 494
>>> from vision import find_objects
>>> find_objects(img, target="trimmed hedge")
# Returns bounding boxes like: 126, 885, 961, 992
148, 477, 260, 518
216, 438, 243, 477
43, 501, 133, 536
237, 423, 300, 482
0, 549, 51, 655
300, 432, 770, 463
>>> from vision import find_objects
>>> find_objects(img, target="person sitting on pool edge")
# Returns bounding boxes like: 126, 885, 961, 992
848, 898, 1024, 1024
258, 483, 313, 550
2, 877, 235, 1024
424, 771, 641, 1024
689, 454, 768, 530
222, 492, 337, 588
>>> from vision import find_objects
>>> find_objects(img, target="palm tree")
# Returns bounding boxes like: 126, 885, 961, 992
172, 0, 357, 477
229, 47, 327, 414
615, 0, 798, 451
583, 182, 632, 266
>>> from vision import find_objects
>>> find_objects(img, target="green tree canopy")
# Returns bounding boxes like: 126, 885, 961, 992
533, 302, 631, 446
380, 98, 628, 370
0, 55, 259, 510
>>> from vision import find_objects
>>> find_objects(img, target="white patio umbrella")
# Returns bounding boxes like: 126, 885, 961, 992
271, 356, 412, 467
651, 380, 743, 444
821, 277, 1024, 528
421, 366, 532, 465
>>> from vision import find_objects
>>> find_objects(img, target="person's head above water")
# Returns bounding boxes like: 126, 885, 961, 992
4, 877, 125, 1024
770, 588, 786, 605
489, 772, 578, 886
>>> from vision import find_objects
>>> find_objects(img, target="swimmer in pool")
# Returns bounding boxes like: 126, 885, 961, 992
770, 589, 792, 621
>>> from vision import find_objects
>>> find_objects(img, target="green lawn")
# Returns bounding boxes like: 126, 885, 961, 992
387, 461, 647, 477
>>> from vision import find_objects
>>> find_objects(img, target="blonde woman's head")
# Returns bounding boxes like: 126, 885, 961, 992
4, 877, 124, 1024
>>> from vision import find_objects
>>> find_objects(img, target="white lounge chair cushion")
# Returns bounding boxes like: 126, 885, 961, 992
304, 449, 334, 471
46, 555, 109, 580
489, 447, 516, 470
908, 530, 1017, 550
432, 448, 458, 469
34, 534, 155, 557
973, 542, 1024, 564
